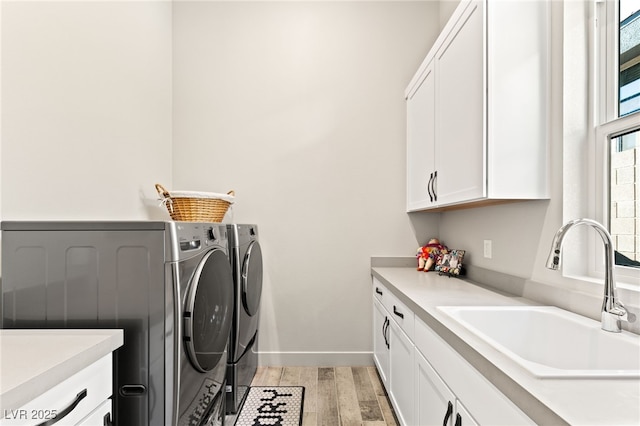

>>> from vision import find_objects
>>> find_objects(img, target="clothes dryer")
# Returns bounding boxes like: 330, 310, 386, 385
1, 221, 234, 426
225, 224, 263, 414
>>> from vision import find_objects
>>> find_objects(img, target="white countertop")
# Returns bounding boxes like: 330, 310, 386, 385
0, 329, 123, 416
372, 266, 640, 426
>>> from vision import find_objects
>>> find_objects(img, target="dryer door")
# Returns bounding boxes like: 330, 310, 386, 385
241, 240, 263, 316
184, 248, 234, 372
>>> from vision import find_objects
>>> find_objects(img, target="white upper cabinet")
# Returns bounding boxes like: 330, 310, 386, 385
406, 0, 550, 212
407, 61, 436, 211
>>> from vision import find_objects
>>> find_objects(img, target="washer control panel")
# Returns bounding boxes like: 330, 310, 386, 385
167, 222, 228, 261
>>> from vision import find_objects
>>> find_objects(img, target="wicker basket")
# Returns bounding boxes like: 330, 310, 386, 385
155, 183, 234, 222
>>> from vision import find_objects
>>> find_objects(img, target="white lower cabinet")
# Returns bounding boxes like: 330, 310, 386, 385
416, 350, 477, 426
414, 316, 534, 425
76, 400, 112, 425
373, 278, 533, 426
0, 354, 114, 426
456, 401, 478, 426
388, 320, 415, 426
373, 297, 390, 388
372, 279, 415, 426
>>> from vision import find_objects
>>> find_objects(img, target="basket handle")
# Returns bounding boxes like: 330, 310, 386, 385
155, 183, 174, 213
227, 190, 235, 197
155, 183, 171, 198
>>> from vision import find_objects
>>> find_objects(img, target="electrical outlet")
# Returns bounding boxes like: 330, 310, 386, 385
483, 240, 492, 259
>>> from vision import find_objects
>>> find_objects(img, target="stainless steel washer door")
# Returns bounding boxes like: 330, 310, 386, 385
241, 240, 263, 316
184, 248, 234, 372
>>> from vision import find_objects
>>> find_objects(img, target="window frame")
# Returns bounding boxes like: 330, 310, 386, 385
591, 0, 640, 288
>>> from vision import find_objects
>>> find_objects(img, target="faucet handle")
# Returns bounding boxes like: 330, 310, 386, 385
611, 302, 628, 321
601, 302, 629, 332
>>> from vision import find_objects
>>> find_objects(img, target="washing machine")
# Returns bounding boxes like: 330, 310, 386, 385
225, 224, 263, 414
1, 221, 234, 426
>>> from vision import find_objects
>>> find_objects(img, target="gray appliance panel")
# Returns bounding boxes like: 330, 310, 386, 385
1, 220, 168, 231
174, 245, 232, 425
225, 224, 261, 414
1, 221, 232, 426
227, 224, 261, 361
1, 228, 167, 425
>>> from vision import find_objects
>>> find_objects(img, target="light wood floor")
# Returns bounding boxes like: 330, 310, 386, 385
250, 366, 399, 426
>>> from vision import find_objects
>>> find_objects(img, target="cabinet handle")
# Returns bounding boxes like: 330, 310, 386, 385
36, 389, 87, 426
375, 288, 383, 296
443, 401, 453, 426
432, 170, 438, 202
455, 413, 462, 426
104, 412, 114, 426
393, 305, 404, 319
385, 318, 390, 348
382, 317, 390, 349
427, 172, 434, 202
382, 316, 387, 344
386, 317, 390, 348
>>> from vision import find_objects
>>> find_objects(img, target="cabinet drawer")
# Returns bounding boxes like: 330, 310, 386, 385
372, 278, 414, 339
385, 289, 414, 340
1, 355, 112, 426
372, 277, 389, 306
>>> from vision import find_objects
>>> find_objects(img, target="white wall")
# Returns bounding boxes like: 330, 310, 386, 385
172, 1, 440, 364
1, 1, 173, 220
7, 0, 619, 364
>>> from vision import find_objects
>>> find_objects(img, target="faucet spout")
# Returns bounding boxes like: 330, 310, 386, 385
546, 218, 628, 333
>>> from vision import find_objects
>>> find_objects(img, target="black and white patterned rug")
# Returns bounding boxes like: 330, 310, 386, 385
234, 386, 304, 426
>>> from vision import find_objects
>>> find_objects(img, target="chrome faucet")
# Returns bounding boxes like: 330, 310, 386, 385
546, 218, 628, 333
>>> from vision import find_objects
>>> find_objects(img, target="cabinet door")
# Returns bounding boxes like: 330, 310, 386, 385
373, 298, 390, 388
435, 0, 485, 206
389, 320, 414, 426
415, 350, 456, 426
76, 400, 112, 425
407, 62, 436, 211
456, 400, 479, 426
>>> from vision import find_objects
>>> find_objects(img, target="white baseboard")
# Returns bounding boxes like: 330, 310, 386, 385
257, 351, 374, 366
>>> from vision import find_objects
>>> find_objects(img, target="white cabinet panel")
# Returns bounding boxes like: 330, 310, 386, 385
0, 355, 113, 426
373, 279, 415, 426
385, 292, 415, 341
389, 320, 414, 426
374, 277, 414, 339
456, 400, 479, 426
373, 277, 389, 307
405, 0, 550, 211
486, 0, 550, 198
373, 297, 390, 388
416, 349, 480, 426
407, 61, 436, 211
415, 317, 533, 425
434, 0, 485, 206
415, 350, 456, 426
76, 400, 112, 426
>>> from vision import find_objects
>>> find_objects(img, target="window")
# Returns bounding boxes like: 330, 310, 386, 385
595, 0, 640, 281
619, 1, 640, 116
610, 129, 639, 268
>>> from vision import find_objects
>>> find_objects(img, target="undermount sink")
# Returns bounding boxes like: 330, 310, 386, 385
437, 306, 640, 379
